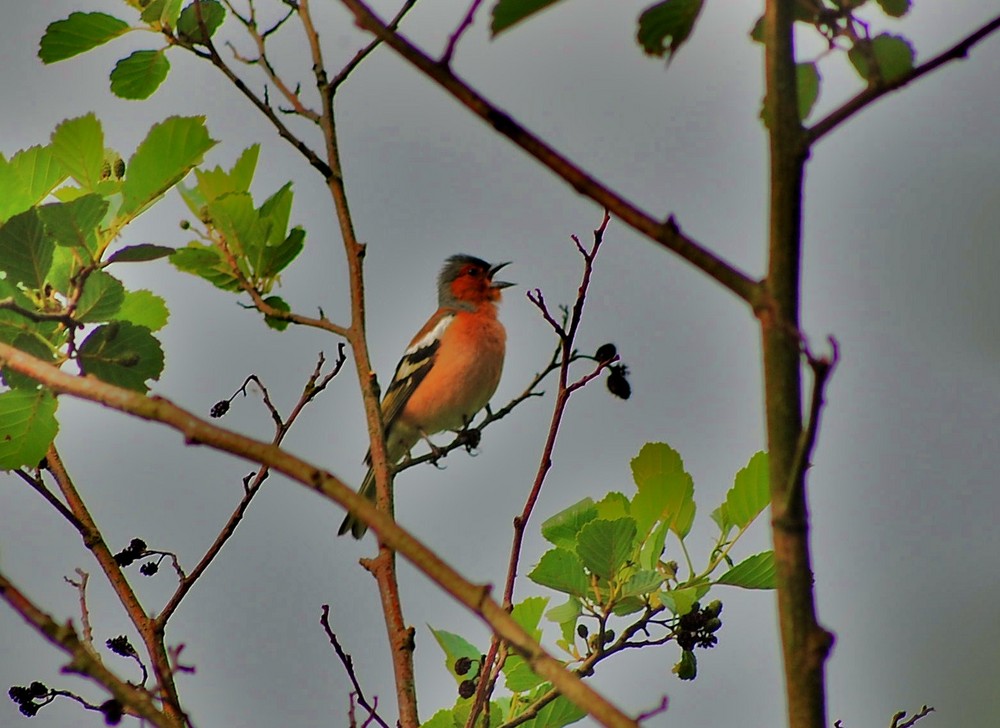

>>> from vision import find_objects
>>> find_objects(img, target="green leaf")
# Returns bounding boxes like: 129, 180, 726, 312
39, 194, 108, 255
1, 335, 55, 390
259, 182, 293, 246
593, 491, 630, 521
545, 597, 581, 645
522, 690, 586, 727
511, 596, 548, 640
110, 49, 170, 100
77, 321, 164, 392
170, 242, 240, 290
722, 451, 769, 531
674, 649, 697, 680
177, 0, 227, 44
0, 389, 59, 469
260, 227, 304, 279
540, 497, 597, 549
716, 551, 776, 589
491, 0, 567, 36
419, 709, 455, 728
206, 192, 267, 265
262, 295, 290, 331
46, 246, 86, 295
639, 518, 670, 570
619, 569, 664, 598
120, 116, 216, 218
576, 517, 637, 580
660, 585, 703, 616
51, 114, 105, 191
0, 208, 53, 289
630, 442, 696, 539
39, 12, 130, 63
107, 244, 175, 263
116, 289, 169, 331
876, 0, 910, 18
141, 0, 183, 27
637, 0, 705, 62
848, 33, 915, 86
75, 271, 125, 322
6, 145, 66, 215
503, 654, 545, 693
528, 548, 590, 597
797, 62, 820, 121
429, 627, 481, 684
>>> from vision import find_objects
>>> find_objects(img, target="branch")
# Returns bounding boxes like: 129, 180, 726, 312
808, 14, 1000, 146
442, 0, 486, 65
338, 0, 760, 305
0, 343, 639, 728
891, 706, 935, 728
0, 570, 177, 728
329, 0, 418, 93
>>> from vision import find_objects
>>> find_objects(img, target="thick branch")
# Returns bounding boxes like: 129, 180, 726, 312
809, 14, 1000, 146
0, 344, 639, 728
338, 0, 760, 305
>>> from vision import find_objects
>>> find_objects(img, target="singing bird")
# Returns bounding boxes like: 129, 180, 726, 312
338, 255, 513, 538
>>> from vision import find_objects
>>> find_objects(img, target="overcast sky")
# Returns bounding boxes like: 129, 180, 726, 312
2, 1, 998, 727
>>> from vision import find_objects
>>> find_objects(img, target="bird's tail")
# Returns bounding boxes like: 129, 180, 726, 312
337, 464, 376, 539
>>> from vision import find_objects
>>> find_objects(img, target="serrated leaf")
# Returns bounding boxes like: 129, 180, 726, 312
0, 389, 59, 469
503, 654, 546, 693
51, 114, 105, 190
620, 569, 664, 598
260, 226, 304, 279
528, 548, 590, 597
77, 321, 164, 392
39, 194, 108, 255
429, 627, 481, 684
723, 451, 770, 530
637, 0, 705, 62
717, 551, 776, 589
630, 442, 696, 539
576, 517, 637, 580
639, 518, 670, 571
593, 491, 630, 521
116, 290, 169, 331
0, 208, 53, 289
0, 278, 51, 343
540, 497, 597, 549
7, 146, 66, 215
141, 0, 183, 27
170, 242, 240, 290
110, 49, 170, 100
120, 116, 216, 218
512, 596, 548, 640
525, 690, 586, 727
1, 335, 55, 390
876, 0, 910, 18
491, 0, 567, 36
177, 0, 226, 44
660, 585, 704, 615
848, 33, 915, 86
75, 271, 125, 322
46, 246, 86, 295
545, 597, 581, 645
107, 244, 175, 263
207, 192, 268, 266
259, 182, 293, 246
39, 12, 131, 63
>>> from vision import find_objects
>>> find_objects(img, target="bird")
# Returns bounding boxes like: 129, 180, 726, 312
338, 254, 514, 538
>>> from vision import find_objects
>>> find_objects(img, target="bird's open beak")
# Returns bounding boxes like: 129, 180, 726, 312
489, 261, 514, 290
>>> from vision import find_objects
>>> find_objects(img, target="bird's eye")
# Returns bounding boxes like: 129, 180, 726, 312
465, 266, 480, 277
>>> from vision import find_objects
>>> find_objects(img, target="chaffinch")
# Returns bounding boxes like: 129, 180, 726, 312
338, 254, 513, 538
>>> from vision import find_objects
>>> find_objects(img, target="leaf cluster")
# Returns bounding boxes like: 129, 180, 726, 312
422, 443, 774, 727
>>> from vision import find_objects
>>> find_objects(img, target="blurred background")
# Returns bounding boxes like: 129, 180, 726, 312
1, 1, 998, 726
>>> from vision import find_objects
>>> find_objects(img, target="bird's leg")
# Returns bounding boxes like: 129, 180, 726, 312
419, 429, 447, 467
457, 414, 482, 454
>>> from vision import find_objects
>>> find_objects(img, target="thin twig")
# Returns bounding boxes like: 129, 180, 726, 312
892, 706, 935, 728
63, 569, 93, 648
320, 605, 391, 728
14, 467, 85, 531
808, 14, 1000, 146
442, 0, 486, 65
330, 0, 418, 93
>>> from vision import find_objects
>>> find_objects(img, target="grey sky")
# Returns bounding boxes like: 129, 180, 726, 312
2, 1, 998, 727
